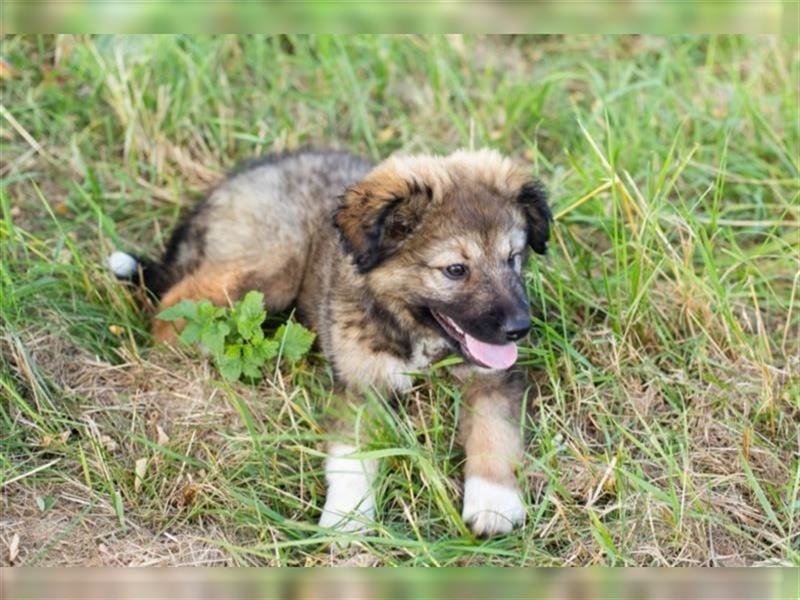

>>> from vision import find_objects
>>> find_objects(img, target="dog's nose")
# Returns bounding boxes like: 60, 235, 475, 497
502, 314, 531, 341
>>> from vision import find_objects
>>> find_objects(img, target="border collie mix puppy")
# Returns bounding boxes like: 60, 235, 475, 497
110, 148, 550, 538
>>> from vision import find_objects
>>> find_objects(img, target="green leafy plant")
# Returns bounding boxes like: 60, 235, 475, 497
156, 291, 315, 381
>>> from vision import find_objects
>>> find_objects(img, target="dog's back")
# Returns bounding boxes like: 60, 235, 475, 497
183, 150, 371, 273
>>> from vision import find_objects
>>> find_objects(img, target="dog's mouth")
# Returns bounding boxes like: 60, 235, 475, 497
430, 309, 518, 370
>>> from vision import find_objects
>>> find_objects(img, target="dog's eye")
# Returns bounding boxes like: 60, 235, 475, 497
443, 264, 469, 280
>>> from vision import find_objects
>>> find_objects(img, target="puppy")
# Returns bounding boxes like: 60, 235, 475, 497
110, 148, 550, 537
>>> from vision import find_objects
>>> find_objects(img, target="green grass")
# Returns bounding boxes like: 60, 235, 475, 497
1, 34, 798, 566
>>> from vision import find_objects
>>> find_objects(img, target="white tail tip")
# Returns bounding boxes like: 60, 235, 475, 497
108, 251, 138, 278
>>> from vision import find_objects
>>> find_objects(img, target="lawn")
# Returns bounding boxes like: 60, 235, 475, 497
1, 34, 798, 566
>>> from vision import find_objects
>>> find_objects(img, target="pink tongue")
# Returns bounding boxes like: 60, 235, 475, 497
464, 334, 518, 370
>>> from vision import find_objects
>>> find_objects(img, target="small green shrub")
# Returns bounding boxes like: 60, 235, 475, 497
156, 291, 315, 381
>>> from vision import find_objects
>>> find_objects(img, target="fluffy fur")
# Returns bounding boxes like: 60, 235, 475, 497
112, 148, 550, 538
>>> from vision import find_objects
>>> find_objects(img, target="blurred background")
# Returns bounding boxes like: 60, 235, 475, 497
1, 1, 787, 35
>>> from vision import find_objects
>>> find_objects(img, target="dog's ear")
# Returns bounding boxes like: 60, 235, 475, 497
334, 173, 432, 272
517, 179, 551, 254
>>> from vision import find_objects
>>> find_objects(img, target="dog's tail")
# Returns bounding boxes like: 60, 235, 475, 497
108, 251, 171, 299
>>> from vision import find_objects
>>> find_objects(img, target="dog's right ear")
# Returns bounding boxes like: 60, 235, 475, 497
334, 171, 432, 273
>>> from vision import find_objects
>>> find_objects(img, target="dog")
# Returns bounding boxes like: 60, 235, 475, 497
109, 148, 551, 538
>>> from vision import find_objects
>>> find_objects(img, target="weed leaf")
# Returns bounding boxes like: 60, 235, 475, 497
157, 299, 198, 322
275, 320, 315, 363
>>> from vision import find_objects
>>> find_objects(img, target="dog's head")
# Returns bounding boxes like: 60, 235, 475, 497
334, 149, 551, 370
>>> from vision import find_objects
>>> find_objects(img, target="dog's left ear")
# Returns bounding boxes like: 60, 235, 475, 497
517, 179, 552, 254
334, 173, 431, 272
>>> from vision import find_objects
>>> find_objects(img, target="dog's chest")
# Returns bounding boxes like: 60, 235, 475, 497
406, 336, 453, 372
328, 321, 453, 392
384, 335, 452, 393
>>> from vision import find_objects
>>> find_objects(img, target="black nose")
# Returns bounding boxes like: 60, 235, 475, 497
502, 314, 531, 342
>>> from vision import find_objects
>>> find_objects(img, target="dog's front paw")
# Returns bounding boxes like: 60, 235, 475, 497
318, 443, 377, 539
318, 488, 376, 535
462, 476, 526, 537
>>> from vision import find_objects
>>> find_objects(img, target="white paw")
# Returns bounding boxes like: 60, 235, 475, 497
108, 251, 138, 278
318, 491, 375, 534
462, 476, 526, 537
318, 444, 377, 538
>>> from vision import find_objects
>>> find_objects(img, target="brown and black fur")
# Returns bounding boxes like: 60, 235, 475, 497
116, 147, 550, 537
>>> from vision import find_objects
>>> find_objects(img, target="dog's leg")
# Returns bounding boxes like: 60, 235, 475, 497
318, 439, 378, 536
458, 372, 526, 537
317, 327, 417, 538
316, 386, 382, 541
152, 263, 247, 344
152, 258, 304, 344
